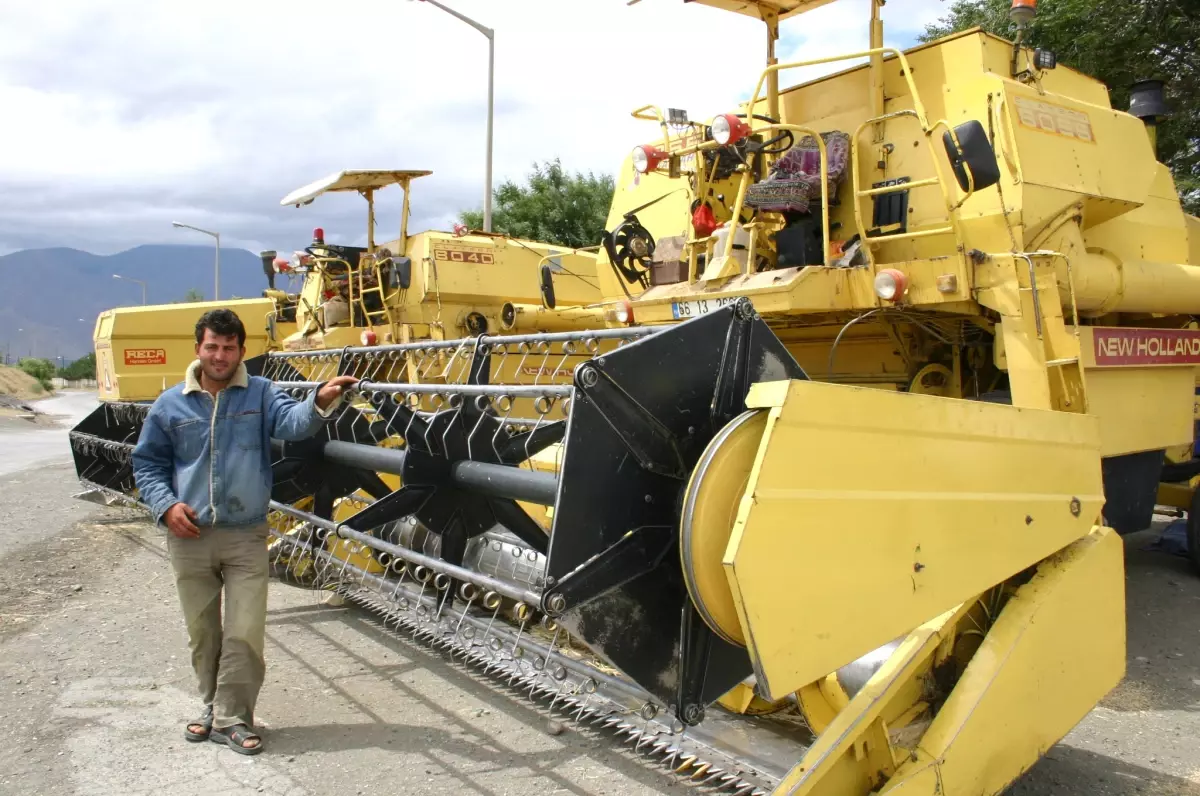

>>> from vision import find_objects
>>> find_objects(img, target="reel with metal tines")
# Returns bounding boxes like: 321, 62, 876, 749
265, 502, 777, 795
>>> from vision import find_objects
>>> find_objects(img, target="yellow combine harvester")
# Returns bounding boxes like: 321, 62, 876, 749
70, 1, 1200, 793
92, 296, 287, 402
90, 168, 603, 403
75, 167, 602, 501
274, 169, 604, 354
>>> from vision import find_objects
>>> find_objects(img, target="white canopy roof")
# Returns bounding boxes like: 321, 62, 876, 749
683, 0, 836, 22
280, 170, 432, 207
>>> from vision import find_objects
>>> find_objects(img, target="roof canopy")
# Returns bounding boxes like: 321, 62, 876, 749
280, 170, 432, 207
683, 0, 837, 22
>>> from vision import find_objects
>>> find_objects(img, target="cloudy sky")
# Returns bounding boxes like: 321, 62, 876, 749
0, 0, 953, 256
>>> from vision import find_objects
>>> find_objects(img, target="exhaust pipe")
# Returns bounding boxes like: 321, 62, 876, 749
1129, 79, 1170, 156
260, 250, 278, 290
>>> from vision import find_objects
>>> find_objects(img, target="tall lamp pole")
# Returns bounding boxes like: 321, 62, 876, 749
172, 221, 222, 300
112, 273, 147, 305
412, 0, 494, 232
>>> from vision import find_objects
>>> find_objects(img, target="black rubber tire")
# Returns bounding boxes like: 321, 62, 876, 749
1187, 487, 1200, 577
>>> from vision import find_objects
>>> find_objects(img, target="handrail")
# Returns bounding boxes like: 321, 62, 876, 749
1017, 249, 1081, 342
631, 104, 670, 144
307, 254, 359, 326
743, 48, 930, 131
734, 50, 953, 271
857, 177, 940, 197
717, 123, 833, 271
992, 94, 1024, 185
848, 109, 973, 260
631, 104, 665, 122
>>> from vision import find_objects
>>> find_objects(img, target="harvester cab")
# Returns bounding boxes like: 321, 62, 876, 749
607, 0, 1016, 293
276, 169, 606, 356
277, 169, 431, 342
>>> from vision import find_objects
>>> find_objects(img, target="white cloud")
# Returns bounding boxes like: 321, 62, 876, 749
0, 0, 951, 255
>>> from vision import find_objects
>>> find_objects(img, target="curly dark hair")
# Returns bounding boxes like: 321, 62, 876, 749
195, 308, 246, 347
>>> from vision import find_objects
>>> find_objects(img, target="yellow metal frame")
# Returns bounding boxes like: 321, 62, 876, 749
724, 378, 1105, 700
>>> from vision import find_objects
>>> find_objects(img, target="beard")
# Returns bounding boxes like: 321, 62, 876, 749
199, 358, 239, 383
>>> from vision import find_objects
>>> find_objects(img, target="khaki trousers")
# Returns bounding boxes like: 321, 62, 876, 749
167, 523, 269, 730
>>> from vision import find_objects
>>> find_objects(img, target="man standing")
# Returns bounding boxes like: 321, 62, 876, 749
132, 308, 357, 755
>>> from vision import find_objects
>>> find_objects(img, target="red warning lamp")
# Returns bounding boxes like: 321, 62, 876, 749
313, 227, 325, 245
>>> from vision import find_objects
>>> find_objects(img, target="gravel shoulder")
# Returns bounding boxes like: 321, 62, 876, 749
1, 455, 1199, 794
0, 465, 681, 796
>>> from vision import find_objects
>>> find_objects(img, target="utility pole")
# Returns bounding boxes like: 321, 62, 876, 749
113, 273, 148, 305
172, 221, 221, 300
411, 0, 494, 231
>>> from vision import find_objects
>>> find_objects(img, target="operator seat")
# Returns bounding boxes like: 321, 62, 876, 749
744, 132, 850, 214
744, 131, 851, 267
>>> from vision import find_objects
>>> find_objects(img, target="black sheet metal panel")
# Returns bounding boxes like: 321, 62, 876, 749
395, 399, 560, 548
547, 300, 807, 712
69, 401, 150, 494
271, 404, 387, 506
312, 378, 559, 566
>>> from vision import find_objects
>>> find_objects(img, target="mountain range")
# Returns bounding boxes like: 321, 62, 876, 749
0, 245, 274, 364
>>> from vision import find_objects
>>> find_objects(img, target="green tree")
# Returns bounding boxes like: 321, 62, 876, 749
460, 159, 615, 249
922, 0, 1199, 213
18, 357, 55, 391
179, 287, 206, 303
58, 352, 96, 380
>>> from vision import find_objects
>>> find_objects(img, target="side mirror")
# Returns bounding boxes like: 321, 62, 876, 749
540, 263, 556, 309
388, 256, 412, 290
942, 120, 1001, 193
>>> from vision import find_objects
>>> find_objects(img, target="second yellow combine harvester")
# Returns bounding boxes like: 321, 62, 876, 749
87, 167, 603, 404
70, 0, 1200, 792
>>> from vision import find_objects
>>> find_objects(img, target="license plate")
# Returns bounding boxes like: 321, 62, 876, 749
670, 296, 744, 320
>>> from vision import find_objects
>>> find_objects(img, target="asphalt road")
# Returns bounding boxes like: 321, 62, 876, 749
0, 394, 1197, 795
0, 391, 97, 478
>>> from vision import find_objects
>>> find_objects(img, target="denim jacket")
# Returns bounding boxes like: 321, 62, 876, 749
132, 360, 339, 529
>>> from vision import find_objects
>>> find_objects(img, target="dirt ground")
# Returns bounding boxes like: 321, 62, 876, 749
1, 419, 1199, 794
0, 364, 47, 402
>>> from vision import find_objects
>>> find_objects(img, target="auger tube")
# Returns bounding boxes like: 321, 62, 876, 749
319, 440, 560, 505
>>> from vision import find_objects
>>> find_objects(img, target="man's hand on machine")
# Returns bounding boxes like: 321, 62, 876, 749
166, 502, 201, 539
316, 375, 359, 410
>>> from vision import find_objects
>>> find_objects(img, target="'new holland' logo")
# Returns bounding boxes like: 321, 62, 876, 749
1093, 328, 1200, 366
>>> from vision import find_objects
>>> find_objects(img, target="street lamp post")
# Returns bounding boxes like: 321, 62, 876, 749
412, 0, 494, 232
172, 221, 221, 300
112, 273, 147, 305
